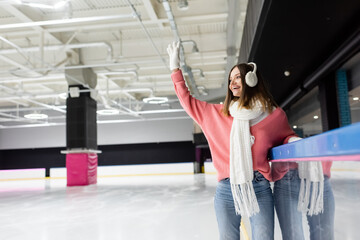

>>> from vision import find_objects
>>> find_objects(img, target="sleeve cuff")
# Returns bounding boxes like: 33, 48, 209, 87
171, 69, 184, 83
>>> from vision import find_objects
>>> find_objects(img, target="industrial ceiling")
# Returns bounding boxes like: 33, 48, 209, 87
0, 0, 248, 128
1, 0, 359, 131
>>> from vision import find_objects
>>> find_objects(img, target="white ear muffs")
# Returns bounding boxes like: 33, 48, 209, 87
245, 62, 258, 87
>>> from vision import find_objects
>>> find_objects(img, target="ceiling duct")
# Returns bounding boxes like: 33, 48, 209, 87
65, 68, 97, 89
0, 42, 114, 62
161, 0, 245, 102
199, 0, 245, 102
161, 0, 201, 98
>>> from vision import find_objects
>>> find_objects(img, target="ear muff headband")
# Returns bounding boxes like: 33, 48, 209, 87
245, 62, 258, 87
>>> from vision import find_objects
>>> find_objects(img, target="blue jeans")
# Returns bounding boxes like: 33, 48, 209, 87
274, 169, 335, 240
214, 171, 274, 240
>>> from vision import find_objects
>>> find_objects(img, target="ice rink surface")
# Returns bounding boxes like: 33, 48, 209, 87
0, 162, 359, 240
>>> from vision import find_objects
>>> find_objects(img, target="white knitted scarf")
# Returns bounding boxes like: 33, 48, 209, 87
229, 100, 263, 217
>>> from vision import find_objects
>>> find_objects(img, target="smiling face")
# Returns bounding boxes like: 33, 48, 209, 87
229, 67, 242, 97
222, 63, 278, 117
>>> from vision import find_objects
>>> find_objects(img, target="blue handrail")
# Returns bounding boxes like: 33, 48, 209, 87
269, 122, 360, 161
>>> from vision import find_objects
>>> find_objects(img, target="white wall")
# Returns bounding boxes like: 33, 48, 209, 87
97, 118, 194, 145
0, 118, 194, 150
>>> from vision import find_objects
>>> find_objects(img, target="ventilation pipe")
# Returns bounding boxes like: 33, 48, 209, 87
0, 42, 114, 62
181, 40, 199, 53
126, 0, 168, 70
161, 0, 201, 98
199, 0, 243, 102
101, 70, 139, 81
0, 14, 133, 30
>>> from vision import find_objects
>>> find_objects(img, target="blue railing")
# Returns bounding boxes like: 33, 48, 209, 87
269, 122, 360, 162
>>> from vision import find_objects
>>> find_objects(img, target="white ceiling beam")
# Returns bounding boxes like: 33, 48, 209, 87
0, 13, 134, 30
0, 74, 65, 83
0, 55, 36, 72
0, 81, 66, 113
0, 14, 228, 34
0, 4, 81, 67
23, 98, 66, 113
1, 5, 64, 44
0, 111, 41, 122
7, 99, 30, 107
142, 0, 164, 30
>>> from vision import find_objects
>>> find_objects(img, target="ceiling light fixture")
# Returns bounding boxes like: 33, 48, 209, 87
143, 97, 168, 104
353, 97, 359, 101
59, 92, 68, 99
313, 115, 319, 119
97, 109, 120, 115
293, 125, 297, 129
24, 113, 48, 119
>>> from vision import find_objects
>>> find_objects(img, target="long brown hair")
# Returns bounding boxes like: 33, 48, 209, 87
222, 63, 278, 116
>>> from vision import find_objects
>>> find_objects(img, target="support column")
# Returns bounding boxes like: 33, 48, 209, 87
45, 167, 50, 177
62, 68, 100, 186
293, 128, 304, 138
193, 132, 211, 174
194, 147, 205, 174
318, 73, 340, 131
336, 70, 352, 126
65, 151, 98, 186
66, 86, 97, 149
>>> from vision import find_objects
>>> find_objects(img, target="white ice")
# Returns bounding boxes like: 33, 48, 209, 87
0, 162, 359, 240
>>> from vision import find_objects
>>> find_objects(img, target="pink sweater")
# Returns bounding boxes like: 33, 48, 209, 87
172, 70, 299, 181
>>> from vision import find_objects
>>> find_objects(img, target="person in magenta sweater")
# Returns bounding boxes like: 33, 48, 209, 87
167, 41, 298, 240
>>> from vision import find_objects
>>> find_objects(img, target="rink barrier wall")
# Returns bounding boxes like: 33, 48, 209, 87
2, 122, 360, 175
0, 141, 196, 176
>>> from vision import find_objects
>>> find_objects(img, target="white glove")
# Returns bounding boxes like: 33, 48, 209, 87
288, 136, 302, 143
167, 41, 180, 71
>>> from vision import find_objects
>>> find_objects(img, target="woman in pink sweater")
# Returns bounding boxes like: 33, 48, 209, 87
168, 42, 297, 240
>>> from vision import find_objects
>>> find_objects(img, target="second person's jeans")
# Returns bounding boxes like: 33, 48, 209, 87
214, 171, 274, 240
273, 169, 335, 240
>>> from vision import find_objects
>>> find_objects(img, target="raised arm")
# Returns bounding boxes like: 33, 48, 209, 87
167, 42, 208, 125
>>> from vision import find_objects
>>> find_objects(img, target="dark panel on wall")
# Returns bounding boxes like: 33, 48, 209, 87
318, 73, 340, 131
98, 142, 195, 166
0, 147, 65, 170
0, 142, 196, 171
